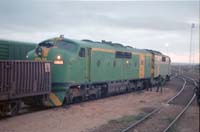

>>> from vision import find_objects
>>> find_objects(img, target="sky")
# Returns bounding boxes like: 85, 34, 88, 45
0, 1, 199, 63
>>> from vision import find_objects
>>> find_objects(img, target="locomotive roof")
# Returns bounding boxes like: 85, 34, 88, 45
0, 39, 36, 45
56, 37, 150, 54
145, 49, 170, 58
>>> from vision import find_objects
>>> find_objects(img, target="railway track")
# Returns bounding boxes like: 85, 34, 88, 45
0, 74, 182, 120
121, 76, 197, 132
1, 77, 177, 119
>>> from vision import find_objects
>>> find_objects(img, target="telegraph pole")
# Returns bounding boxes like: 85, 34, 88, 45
189, 23, 195, 66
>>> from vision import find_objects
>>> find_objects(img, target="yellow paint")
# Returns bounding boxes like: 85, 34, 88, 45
91, 48, 115, 53
42, 48, 50, 57
150, 54, 155, 78
151, 68, 154, 77
34, 57, 46, 61
132, 52, 140, 55
155, 55, 160, 76
132, 52, 151, 57
49, 93, 62, 106
146, 54, 152, 57
34, 58, 41, 61
34, 47, 51, 61
139, 54, 145, 78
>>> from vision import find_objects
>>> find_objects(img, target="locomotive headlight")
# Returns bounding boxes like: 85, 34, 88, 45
54, 55, 63, 64
54, 60, 64, 64
57, 55, 61, 60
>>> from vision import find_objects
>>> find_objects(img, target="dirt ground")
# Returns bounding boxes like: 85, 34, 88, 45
175, 101, 199, 132
0, 81, 178, 132
132, 104, 183, 132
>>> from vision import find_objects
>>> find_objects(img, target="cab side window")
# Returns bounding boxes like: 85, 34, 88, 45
79, 48, 85, 57
162, 57, 166, 62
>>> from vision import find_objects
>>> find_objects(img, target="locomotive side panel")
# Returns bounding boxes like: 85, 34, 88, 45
90, 49, 141, 82
90, 48, 120, 82
26, 37, 172, 107
144, 55, 152, 78
139, 54, 145, 78
159, 56, 171, 79
131, 54, 140, 79
154, 55, 161, 77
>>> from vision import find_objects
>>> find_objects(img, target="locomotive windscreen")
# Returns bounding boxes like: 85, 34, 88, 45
39, 40, 54, 48
38, 40, 77, 52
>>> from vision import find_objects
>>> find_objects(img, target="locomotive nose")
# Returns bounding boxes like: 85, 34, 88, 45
35, 46, 51, 59
35, 47, 43, 57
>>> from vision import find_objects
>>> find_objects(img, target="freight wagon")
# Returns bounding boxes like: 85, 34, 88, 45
0, 39, 36, 60
0, 61, 51, 116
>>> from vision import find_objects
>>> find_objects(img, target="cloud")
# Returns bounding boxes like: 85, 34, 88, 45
169, 52, 199, 63
0, 1, 199, 63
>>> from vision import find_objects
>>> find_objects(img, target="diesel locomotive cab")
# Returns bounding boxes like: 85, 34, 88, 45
27, 37, 78, 62
27, 37, 79, 75
26, 37, 80, 106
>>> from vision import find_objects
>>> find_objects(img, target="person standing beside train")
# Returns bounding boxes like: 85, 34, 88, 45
156, 75, 163, 93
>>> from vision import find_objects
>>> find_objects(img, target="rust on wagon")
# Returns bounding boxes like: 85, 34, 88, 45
0, 60, 51, 101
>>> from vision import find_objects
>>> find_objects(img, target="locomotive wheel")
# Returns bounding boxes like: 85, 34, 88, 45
63, 95, 71, 105
126, 83, 132, 92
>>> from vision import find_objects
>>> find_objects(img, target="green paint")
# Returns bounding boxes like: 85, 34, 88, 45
27, 37, 171, 106
0, 39, 36, 60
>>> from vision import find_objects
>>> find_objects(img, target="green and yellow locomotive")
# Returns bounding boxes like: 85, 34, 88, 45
27, 36, 171, 107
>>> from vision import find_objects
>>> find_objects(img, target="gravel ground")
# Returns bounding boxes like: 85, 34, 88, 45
132, 104, 183, 132
170, 79, 195, 105
124, 77, 196, 132
0, 79, 179, 132
86, 78, 183, 132
174, 100, 199, 132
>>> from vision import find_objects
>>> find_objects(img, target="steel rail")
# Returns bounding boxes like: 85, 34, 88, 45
163, 94, 196, 132
121, 77, 187, 132
163, 77, 197, 132
166, 77, 186, 103
170, 74, 178, 80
